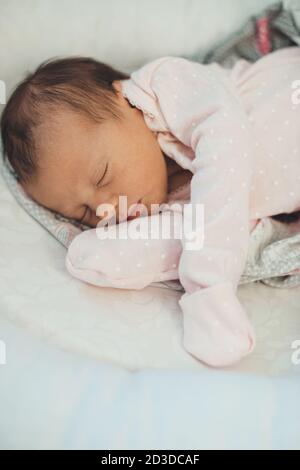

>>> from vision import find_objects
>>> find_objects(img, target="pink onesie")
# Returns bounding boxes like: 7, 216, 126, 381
66, 47, 300, 368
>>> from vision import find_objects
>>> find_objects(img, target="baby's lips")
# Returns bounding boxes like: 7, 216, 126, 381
126, 214, 139, 221
96, 205, 116, 221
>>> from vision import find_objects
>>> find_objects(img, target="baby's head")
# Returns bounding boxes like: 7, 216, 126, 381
1, 57, 168, 227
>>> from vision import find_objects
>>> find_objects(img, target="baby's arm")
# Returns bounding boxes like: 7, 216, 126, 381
150, 57, 256, 367
66, 210, 184, 290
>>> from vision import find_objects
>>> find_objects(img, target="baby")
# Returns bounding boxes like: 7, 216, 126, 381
1, 48, 300, 367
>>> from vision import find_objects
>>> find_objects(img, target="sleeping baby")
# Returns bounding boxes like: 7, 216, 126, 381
1, 47, 300, 367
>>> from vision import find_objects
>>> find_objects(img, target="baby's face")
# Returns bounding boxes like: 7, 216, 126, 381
24, 81, 169, 227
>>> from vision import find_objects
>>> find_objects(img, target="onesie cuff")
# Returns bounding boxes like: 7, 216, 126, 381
178, 281, 256, 367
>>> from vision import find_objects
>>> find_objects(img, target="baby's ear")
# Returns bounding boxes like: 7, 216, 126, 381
112, 80, 122, 93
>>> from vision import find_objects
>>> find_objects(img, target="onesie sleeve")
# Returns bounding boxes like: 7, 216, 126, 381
150, 57, 257, 367
65, 210, 183, 290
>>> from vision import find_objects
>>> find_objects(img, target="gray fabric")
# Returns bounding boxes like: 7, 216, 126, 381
240, 217, 300, 288
186, 1, 300, 66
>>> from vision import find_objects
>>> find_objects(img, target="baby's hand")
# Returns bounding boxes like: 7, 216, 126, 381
65, 211, 183, 289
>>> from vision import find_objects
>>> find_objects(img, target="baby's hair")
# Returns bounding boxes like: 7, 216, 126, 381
0, 56, 130, 184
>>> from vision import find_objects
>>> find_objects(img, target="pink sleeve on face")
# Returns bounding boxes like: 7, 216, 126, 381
150, 57, 257, 367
